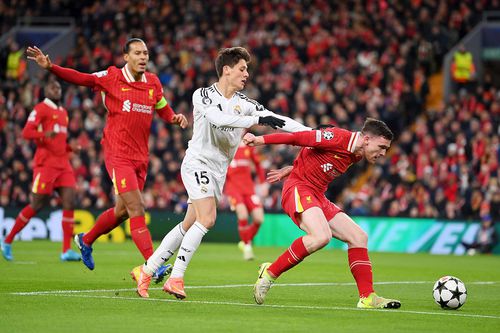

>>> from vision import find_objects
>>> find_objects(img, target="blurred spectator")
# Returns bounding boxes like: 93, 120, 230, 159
462, 214, 498, 255
451, 43, 476, 93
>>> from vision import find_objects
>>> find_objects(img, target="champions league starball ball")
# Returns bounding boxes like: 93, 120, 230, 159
432, 276, 467, 310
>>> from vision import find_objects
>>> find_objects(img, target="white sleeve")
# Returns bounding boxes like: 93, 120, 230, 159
256, 109, 312, 133
193, 90, 259, 128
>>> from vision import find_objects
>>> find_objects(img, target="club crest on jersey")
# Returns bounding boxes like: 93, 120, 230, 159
323, 131, 334, 140
234, 105, 242, 114
202, 96, 212, 105
149, 89, 154, 99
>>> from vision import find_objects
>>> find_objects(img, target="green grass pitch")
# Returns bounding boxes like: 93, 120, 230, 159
1, 241, 499, 333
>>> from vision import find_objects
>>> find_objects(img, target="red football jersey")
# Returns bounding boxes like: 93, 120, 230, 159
23, 98, 71, 169
225, 143, 265, 195
92, 66, 164, 161
264, 128, 362, 194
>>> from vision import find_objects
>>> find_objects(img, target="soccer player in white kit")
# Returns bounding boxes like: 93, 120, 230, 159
133, 47, 311, 298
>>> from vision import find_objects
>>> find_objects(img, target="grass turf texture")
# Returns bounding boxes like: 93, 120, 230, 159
1, 241, 499, 333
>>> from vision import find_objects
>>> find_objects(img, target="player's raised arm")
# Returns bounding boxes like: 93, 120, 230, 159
27, 46, 97, 87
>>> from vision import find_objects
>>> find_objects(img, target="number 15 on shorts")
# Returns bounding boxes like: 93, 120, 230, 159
194, 171, 209, 185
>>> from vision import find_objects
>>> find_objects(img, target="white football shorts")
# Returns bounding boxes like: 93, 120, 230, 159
181, 156, 226, 202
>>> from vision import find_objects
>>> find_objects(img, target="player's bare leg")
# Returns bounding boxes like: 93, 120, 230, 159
329, 213, 401, 309
164, 197, 214, 299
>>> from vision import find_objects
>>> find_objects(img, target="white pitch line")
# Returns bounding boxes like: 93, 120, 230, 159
10, 280, 499, 296
13, 261, 37, 265
29, 293, 500, 320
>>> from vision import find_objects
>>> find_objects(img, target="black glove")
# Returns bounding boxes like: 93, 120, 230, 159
258, 116, 285, 129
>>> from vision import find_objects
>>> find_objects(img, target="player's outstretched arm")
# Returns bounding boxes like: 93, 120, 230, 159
243, 133, 265, 146
27, 46, 97, 87
254, 109, 311, 133
26, 46, 52, 69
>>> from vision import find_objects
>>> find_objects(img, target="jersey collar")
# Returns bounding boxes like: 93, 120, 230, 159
122, 64, 147, 83
347, 131, 360, 153
43, 98, 60, 110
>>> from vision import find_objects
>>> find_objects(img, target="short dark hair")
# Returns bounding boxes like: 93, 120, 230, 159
123, 38, 146, 54
361, 118, 394, 141
215, 47, 251, 78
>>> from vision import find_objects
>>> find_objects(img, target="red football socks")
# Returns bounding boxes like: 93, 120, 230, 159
239, 223, 261, 244
82, 208, 119, 245
5, 205, 36, 243
268, 237, 309, 278
130, 215, 153, 260
348, 247, 374, 297
61, 210, 74, 253
237, 218, 248, 242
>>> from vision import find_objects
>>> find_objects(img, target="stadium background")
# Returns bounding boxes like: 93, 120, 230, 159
0, 0, 499, 253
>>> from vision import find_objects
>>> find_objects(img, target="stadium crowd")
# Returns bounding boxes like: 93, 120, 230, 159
1, 0, 498, 220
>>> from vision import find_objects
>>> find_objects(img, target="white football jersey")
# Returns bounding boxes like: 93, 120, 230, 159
184, 83, 310, 178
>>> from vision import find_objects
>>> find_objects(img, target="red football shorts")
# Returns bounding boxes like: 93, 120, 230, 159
226, 191, 262, 211
104, 155, 148, 195
281, 181, 342, 227
32, 165, 76, 195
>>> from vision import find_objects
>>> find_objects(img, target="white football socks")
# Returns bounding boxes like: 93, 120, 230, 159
144, 222, 186, 275
170, 221, 208, 278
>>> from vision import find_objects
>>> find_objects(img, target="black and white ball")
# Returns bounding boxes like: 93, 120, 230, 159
433, 276, 467, 309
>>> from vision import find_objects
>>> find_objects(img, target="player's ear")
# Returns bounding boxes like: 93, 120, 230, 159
124, 53, 130, 63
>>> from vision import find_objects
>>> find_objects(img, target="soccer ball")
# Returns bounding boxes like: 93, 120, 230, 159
432, 276, 467, 309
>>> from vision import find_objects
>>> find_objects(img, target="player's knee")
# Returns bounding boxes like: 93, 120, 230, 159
310, 234, 330, 251
114, 207, 129, 222
197, 218, 215, 229
30, 201, 44, 212
126, 202, 145, 217
349, 229, 368, 248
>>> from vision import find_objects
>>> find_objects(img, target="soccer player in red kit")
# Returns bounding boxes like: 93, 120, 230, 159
1, 80, 81, 262
224, 142, 267, 260
243, 118, 401, 309
26, 39, 188, 279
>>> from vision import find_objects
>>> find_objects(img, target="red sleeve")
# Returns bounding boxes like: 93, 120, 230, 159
263, 130, 320, 147
50, 65, 97, 87
22, 123, 45, 139
22, 107, 44, 139
156, 103, 175, 123
250, 148, 266, 183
